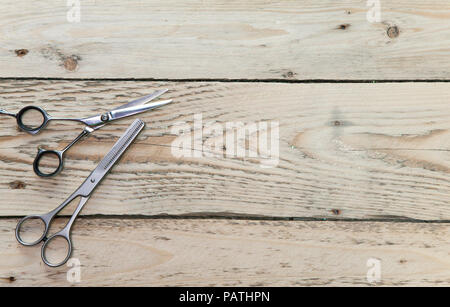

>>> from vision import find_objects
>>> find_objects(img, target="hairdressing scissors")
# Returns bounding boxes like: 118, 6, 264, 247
16, 119, 145, 267
0, 89, 171, 177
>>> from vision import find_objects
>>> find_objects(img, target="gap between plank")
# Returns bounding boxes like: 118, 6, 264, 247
1, 77, 450, 83
0, 215, 449, 223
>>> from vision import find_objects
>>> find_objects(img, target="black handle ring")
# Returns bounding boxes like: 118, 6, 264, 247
16, 106, 50, 135
33, 149, 64, 178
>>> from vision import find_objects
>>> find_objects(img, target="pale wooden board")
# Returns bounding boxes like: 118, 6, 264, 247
1, 1, 450, 79
1, 80, 450, 219
0, 219, 448, 286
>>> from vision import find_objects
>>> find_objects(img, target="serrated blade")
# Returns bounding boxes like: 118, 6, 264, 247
76, 119, 145, 197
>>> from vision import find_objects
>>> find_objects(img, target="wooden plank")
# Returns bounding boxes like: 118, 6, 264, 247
1, 80, 450, 219
1, 1, 450, 79
0, 219, 448, 286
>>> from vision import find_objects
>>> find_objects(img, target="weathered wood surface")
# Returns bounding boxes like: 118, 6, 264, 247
1, 80, 450, 220
1, 1, 450, 79
1, 219, 448, 286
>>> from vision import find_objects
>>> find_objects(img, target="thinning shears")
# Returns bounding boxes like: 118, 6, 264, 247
0, 89, 172, 177
16, 119, 145, 267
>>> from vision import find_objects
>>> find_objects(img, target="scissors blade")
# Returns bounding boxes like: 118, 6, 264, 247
80, 90, 171, 127
108, 99, 172, 121
76, 119, 145, 197
112, 89, 169, 111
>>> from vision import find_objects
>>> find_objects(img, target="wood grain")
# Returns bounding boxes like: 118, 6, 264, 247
0, 219, 448, 286
1, 80, 450, 220
1, 1, 450, 79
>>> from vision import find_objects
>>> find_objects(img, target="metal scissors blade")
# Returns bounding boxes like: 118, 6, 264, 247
108, 99, 172, 122
77, 119, 146, 196
81, 89, 172, 126
111, 89, 168, 111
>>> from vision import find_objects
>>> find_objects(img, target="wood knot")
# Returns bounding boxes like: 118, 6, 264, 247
333, 120, 341, 126
331, 209, 341, 215
337, 24, 350, 30
282, 71, 296, 78
9, 180, 26, 189
15, 49, 29, 57
64, 56, 78, 71
1, 276, 16, 283
387, 26, 399, 38
154, 236, 171, 241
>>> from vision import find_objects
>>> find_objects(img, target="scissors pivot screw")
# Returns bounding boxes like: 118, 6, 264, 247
101, 113, 110, 122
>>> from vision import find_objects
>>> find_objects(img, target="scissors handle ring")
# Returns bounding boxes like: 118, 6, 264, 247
16, 106, 51, 135
33, 148, 64, 178
15, 214, 51, 246
41, 229, 73, 267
